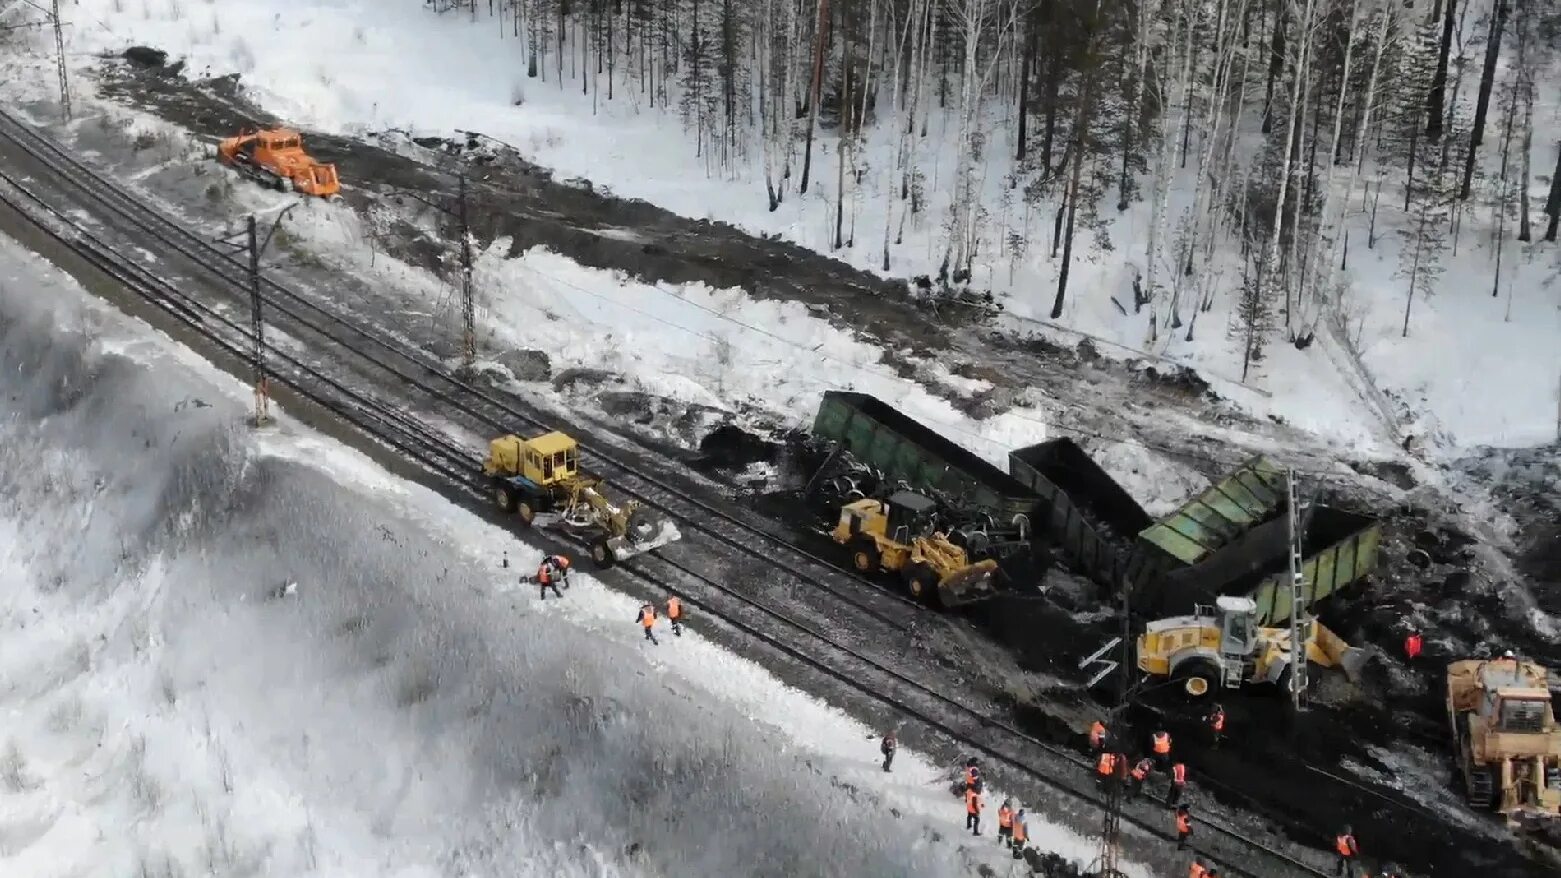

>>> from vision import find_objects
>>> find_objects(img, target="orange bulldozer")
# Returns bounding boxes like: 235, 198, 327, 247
216, 127, 341, 199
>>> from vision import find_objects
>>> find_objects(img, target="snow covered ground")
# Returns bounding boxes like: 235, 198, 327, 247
0, 232, 1150, 876
8, 0, 1556, 451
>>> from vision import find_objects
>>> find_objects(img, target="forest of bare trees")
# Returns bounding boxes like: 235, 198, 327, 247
427, 0, 1561, 379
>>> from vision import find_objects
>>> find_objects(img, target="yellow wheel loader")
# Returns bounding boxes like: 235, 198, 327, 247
830, 491, 999, 608
1447, 655, 1561, 832
482, 431, 680, 568
1136, 595, 1369, 697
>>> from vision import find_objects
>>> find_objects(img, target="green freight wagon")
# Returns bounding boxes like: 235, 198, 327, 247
811, 391, 1040, 525
1130, 456, 1381, 625
1009, 438, 1153, 590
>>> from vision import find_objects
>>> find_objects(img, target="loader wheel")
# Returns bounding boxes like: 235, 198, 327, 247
516, 500, 536, 527
905, 563, 939, 606
494, 485, 516, 513
589, 538, 616, 569
849, 536, 880, 574
279, 175, 294, 193
1173, 658, 1221, 698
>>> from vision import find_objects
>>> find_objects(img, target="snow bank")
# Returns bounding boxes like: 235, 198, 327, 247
0, 232, 1150, 876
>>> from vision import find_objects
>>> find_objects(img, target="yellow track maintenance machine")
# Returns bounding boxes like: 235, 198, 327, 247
483, 431, 679, 568
1136, 595, 1369, 697
1447, 654, 1561, 832
831, 491, 999, 608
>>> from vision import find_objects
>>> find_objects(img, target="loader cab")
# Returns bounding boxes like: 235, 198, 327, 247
1215, 595, 1259, 659
882, 491, 938, 544
523, 431, 580, 487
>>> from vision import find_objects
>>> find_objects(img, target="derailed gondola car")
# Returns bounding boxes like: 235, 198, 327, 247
805, 393, 1382, 621
808, 391, 1041, 558
1127, 456, 1382, 624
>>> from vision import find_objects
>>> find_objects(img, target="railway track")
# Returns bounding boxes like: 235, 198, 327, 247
0, 106, 1341, 878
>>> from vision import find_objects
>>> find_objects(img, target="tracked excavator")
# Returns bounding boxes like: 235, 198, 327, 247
1447, 654, 1561, 834
1136, 595, 1370, 697
831, 491, 999, 608
483, 431, 679, 568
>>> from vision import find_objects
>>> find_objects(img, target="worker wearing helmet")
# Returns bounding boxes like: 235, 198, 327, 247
964, 786, 983, 836
1175, 804, 1193, 850
665, 595, 683, 636
636, 603, 658, 645
1129, 757, 1154, 800
1334, 825, 1359, 875
1010, 806, 1028, 859
1167, 761, 1188, 810
1151, 730, 1172, 768
996, 799, 1013, 847
534, 558, 563, 600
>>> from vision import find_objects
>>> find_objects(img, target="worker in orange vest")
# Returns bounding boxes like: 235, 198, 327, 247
996, 799, 1014, 847
1010, 807, 1028, 859
1188, 858, 1209, 878
1152, 729, 1173, 768
964, 786, 983, 836
1404, 629, 1422, 660
1205, 704, 1227, 748
636, 603, 658, 645
1095, 751, 1120, 789
1175, 804, 1193, 850
1089, 719, 1108, 752
665, 595, 684, 636
1166, 761, 1188, 810
1334, 825, 1359, 876
535, 559, 564, 600
544, 554, 571, 588
963, 758, 984, 793
1128, 756, 1154, 800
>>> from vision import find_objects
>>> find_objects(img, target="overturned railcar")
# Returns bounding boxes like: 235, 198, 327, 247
1129, 456, 1381, 625
810, 390, 1039, 526
1008, 438, 1153, 590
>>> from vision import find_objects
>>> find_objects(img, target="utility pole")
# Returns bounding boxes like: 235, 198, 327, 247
1089, 580, 1132, 878
458, 171, 475, 370
1286, 468, 1310, 713
51, 0, 70, 119
217, 206, 297, 426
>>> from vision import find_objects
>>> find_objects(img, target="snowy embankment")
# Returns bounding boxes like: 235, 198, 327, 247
14, 0, 1558, 451
0, 234, 1141, 876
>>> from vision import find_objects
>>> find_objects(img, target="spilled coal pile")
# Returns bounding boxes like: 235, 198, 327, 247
0, 277, 983, 876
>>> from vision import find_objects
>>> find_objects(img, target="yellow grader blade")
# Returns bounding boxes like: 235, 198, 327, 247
937, 559, 999, 607
607, 515, 682, 561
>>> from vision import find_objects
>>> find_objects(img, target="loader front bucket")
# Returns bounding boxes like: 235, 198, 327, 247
1309, 622, 1372, 682
938, 559, 999, 608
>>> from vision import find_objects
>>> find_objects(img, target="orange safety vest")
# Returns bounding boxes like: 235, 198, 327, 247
997, 806, 1013, 828
1089, 720, 1107, 747
1188, 864, 1208, 878
965, 767, 980, 787
965, 789, 981, 815
640, 606, 656, 628
1012, 815, 1027, 843
1153, 732, 1171, 755
1210, 711, 1226, 732
1096, 752, 1118, 776
1176, 812, 1192, 835
537, 566, 552, 584
666, 596, 682, 619
1172, 763, 1188, 785
1335, 834, 1356, 857
1131, 759, 1151, 781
